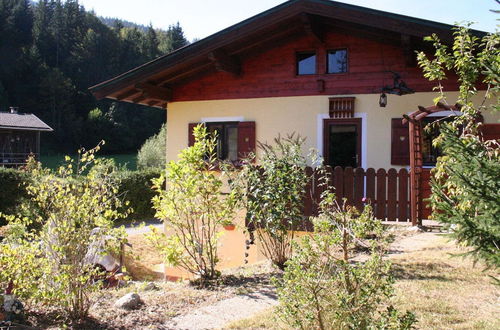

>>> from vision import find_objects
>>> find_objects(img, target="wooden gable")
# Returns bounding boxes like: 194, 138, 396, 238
89, 0, 485, 107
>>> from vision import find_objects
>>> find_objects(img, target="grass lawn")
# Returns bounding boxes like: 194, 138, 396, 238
226, 233, 500, 330
40, 153, 137, 170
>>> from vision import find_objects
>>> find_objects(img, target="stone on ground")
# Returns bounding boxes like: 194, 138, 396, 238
114, 292, 143, 310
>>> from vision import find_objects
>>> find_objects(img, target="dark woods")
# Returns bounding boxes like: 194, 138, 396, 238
0, 0, 188, 153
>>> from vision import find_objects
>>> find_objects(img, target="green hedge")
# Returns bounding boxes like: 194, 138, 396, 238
0, 167, 31, 225
114, 168, 161, 221
0, 167, 161, 225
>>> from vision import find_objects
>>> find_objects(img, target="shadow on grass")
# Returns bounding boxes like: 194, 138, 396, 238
391, 261, 454, 281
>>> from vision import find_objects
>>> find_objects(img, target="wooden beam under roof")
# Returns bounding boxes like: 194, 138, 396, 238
300, 13, 324, 45
208, 49, 241, 76
135, 82, 173, 102
115, 89, 138, 100
401, 34, 417, 67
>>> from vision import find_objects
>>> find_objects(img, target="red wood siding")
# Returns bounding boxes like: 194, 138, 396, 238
172, 31, 459, 102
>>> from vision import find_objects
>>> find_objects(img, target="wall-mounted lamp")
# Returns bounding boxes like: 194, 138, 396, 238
379, 93, 387, 107
379, 71, 414, 107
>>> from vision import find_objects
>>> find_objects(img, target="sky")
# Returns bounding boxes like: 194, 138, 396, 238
77, 0, 498, 41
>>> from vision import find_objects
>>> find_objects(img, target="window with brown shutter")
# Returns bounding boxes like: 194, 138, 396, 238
188, 121, 256, 163
391, 118, 409, 165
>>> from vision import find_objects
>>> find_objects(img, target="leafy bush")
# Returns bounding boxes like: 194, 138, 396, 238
137, 124, 166, 170
0, 167, 31, 225
147, 125, 239, 284
114, 168, 161, 220
276, 189, 416, 329
0, 144, 129, 321
242, 134, 314, 269
417, 25, 500, 272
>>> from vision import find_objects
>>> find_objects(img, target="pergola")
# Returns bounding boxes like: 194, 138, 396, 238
402, 102, 461, 225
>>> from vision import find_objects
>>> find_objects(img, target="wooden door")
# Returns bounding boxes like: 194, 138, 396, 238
323, 118, 362, 168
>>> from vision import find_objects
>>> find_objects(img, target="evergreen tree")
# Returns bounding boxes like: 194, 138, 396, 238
160, 22, 188, 53
0, 0, 176, 154
418, 26, 500, 274
143, 24, 160, 60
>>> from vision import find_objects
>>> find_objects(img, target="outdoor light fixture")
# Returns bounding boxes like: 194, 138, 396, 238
379, 93, 387, 107
379, 71, 414, 107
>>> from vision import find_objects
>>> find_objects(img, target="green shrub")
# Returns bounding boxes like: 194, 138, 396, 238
114, 168, 161, 220
0, 167, 31, 226
241, 134, 315, 269
137, 124, 166, 170
276, 189, 416, 329
147, 125, 240, 284
0, 145, 129, 321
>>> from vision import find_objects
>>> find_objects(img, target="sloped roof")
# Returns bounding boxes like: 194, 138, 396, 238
0, 112, 53, 131
89, 0, 487, 108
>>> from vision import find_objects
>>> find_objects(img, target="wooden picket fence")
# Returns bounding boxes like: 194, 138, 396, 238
303, 166, 411, 223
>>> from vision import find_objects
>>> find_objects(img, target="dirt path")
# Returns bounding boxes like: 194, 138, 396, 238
164, 286, 278, 330
388, 230, 443, 256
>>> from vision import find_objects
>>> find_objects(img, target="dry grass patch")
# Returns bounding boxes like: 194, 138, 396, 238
226, 233, 499, 330
123, 232, 164, 281
391, 234, 499, 330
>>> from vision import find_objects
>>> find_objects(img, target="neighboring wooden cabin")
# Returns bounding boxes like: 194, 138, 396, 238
0, 107, 53, 167
90, 0, 499, 224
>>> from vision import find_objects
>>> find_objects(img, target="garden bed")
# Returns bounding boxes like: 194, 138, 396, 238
20, 262, 278, 329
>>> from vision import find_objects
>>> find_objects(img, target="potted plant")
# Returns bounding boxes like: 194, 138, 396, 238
222, 221, 236, 231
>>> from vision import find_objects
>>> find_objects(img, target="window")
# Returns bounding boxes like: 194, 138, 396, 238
421, 117, 454, 166
327, 49, 348, 74
296, 52, 316, 75
188, 121, 256, 165
205, 122, 239, 162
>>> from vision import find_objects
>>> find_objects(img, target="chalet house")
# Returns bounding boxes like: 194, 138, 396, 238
90, 0, 499, 224
0, 107, 53, 167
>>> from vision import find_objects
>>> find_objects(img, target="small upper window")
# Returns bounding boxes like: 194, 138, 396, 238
296, 52, 316, 75
327, 49, 348, 74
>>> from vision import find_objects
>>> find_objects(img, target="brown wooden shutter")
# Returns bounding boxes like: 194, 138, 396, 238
480, 123, 500, 141
237, 121, 256, 159
188, 123, 200, 147
391, 118, 409, 165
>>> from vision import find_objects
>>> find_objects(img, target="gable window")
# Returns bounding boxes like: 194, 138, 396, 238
188, 121, 256, 164
296, 52, 316, 75
327, 49, 348, 74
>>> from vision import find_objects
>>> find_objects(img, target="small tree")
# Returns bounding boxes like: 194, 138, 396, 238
276, 189, 416, 329
137, 124, 166, 170
242, 134, 314, 269
148, 125, 239, 284
0, 143, 129, 320
417, 25, 500, 271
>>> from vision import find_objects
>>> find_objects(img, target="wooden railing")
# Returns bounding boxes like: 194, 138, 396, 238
303, 166, 411, 223
0, 152, 38, 167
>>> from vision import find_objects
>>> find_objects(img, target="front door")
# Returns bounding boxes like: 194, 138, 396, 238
323, 118, 361, 168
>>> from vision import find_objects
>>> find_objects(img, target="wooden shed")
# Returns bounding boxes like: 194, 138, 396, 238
0, 107, 53, 167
